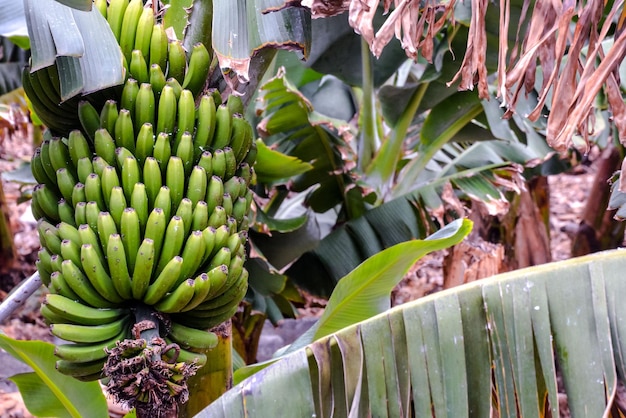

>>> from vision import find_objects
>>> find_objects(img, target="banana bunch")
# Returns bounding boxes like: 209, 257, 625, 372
98, 0, 211, 99
32, 84, 256, 378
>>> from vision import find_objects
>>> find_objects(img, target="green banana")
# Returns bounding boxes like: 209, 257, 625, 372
144, 207, 167, 266
221, 193, 233, 218
181, 42, 211, 98
48, 137, 74, 174
54, 326, 129, 363
155, 85, 177, 135
167, 321, 218, 351
121, 155, 141, 201
200, 226, 217, 266
175, 131, 194, 177
33, 184, 60, 222
114, 109, 135, 153
107, 233, 133, 300
108, 186, 127, 228
155, 215, 185, 276
61, 259, 114, 309
44, 294, 128, 326
211, 104, 232, 150
186, 165, 207, 208
223, 176, 243, 201
131, 182, 149, 233
162, 340, 207, 365
153, 186, 172, 221
100, 165, 121, 205
106, 0, 129, 41
181, 272, 211, 312
165, 156, 185, 210
129, 48, 149, 84
118, 0, 143, 62
167, 40, 187, 84
153, 132, 172, 173
207, 205, 227, 229
96, 211, 118, 251
91, 155, 107, 178
121, 207, 141, 273
94, 0, 107, 17
78, 101, 102, 143
153, 279, 195, 313
191, 200, 209, 231
165, 77, 183, 101
49, 271, 82, 302
120, 78, 139, 115
74, 201, 87, 227
67, 130, 92, 167
143, 256, 183, 305
143, 156, 162, 207
193, 94, 216, 159
31, 148, 56, 191
55, 359, 106, 380
78, 223, 105, 264
60, 239, 82, 268
226, 94, 244, 116
149, 63, 167, 96
175, 89, 196, 150
56, 168, 77, 204
94, 128, 117, 167
178, 229, 206, 284
131, 237, 155, 300
135, 122, 155, 164
39, 140, 59, 185
203, 263, 229, 300
175, 197, 193, 239
205, 175, 224, 215
76, 158, 93, 185
134, 6, 154, 60
99, 99, 119, 134
223, 146, 237, 179
84, 172, 105, 210
57, 221, 80, 244
197, 151, 213, 180
207, 246, 231, 271
149, 23, 168, 72
51, 315, 129, 344
135, 82, 156, 131
211, 148, 226, 179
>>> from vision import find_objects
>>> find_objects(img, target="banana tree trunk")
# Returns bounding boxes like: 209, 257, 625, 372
0, 179, 16, 263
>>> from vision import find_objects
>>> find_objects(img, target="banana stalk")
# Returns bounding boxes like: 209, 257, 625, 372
179, 321, 233, 418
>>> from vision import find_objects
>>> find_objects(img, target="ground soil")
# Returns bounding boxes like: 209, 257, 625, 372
0, 126, 605, 416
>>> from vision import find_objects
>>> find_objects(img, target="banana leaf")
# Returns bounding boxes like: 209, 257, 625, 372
200, 249, 626, 417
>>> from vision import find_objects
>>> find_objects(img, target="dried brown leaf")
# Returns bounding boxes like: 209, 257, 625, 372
300, 0, 351, 17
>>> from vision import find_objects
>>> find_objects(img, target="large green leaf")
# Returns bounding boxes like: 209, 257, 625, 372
24, 0, 123, 100
201, 249, 626, 417
0, 334, 108, 418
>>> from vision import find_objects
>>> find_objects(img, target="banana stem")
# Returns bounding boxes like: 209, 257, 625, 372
179, 320, 233, 417
0, 272, 42, 324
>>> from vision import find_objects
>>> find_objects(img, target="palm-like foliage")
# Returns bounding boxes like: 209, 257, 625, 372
202, 249, 626, 417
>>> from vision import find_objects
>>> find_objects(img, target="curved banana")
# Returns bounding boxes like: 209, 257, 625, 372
51, 315, 130, 344
107, 233, 133, 300
181, 42, 211, 98
44, 294, 128, 326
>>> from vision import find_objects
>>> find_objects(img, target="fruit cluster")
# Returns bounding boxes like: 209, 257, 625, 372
28, 0, 256, 381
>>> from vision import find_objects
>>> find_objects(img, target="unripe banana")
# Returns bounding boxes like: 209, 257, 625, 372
135, 122, 155, 164
39, 140, 59, 184
149, 23, 168, 72
156, 84, 177, 135
191, 200, 209, 231
119, 0, 143, 62
84, 173, 105, 210
56, 359, 106, 380
197, 151, 213, 178
61, 259, 114, 309
143, 157, 162, 207
149, 63, 167, 96
175, 89, 196, 150
49, 271, 82, 302
78, 101, 101, 143
115, 146, 134, 168
131, 237, 156, 300
165, 77, 183, 101
114, 109, 135, 153
167, 321, 218, 351
129, 49, 149, 84
167, 40, 187, 84
78, 224, 105, 265
68, 130, 92, 167
48, 137, 74, 174
107, 233, 133, 300
74, 201, 87, 227
100, 165, 120, 205
155, 215, 185, 276
208, 246, 231, 271
144, 207, 167, 265
223, 146, 237, 180
99, 99, 119, 134
178, 229, 206, 284
121, 78, 139, 114
94, 0, 107, 18
96, 211, 117, 251
94, 128, 117, 167
143, 256, 183, 305
175, 132, 194, 177
211, 148, 226, 179
211, 104, 232, 150
106, 0, 129, 41
134, 6, 154, 60
203, 264, 229, 300
165, 156, 185, 210
108, 186, 127, 228
33, 184, 60, 222
135, 82, 156, 131
121, 155, 141, 201
206, 175, 224, 215
76, 157, 93, 185
31, 148, 56, 191
153, 279, 195, 313
56, 168, 77, 204
58, 200, 76, 227
121, 207, 141, 273
162, 341, 207, 365
221, 193, 233, 218
181, 42, 211, 98
49, 253, 64, 275
226, 94, 244, 116
181, 272, 211, 312
153, 186, 172, 221
54, 326, 128, 363
85, 202, 100, 233
44, 293, 128, 326
230, 115, 253, 164
175, 198, 193, 239
130, 182, 149, 233
153, 132, 172, 174
91, 156, 107, 178
193, 94, 217, 160
208, 205, 227, 229
51, 315, 129, 344
200, 226, 217, 266
186, 165, 208, 208
60, 239, 82, 268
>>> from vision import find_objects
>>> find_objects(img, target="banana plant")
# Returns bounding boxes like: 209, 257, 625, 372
201, 248, 626, 417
